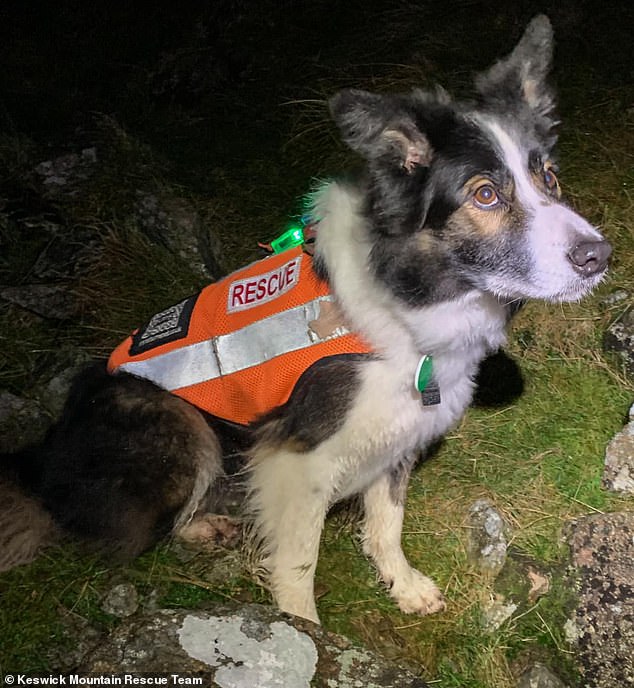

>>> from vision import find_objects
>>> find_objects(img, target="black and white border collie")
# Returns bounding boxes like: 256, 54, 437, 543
1, 16, 610, 624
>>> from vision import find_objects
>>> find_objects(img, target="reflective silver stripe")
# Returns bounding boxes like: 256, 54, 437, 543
117, 339, 220, 391
116, 296, 348, 391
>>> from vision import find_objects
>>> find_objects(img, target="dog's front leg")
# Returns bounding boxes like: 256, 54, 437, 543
362, 460, 446, 616
248, 449, 328, 624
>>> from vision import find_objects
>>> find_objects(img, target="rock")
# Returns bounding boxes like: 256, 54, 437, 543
80, 603, 429, 687
102, 583, 140, 618
600, 289, 629, 307
604, 307, 634, 376
0, 390, 49, 453
45, 611, 103, 672
135, 192, 224, 280
36, 356, 92, 418
480, 595, 517, 632
565, 512, 634, 687
31, 224, 103, 281
34, 148, 98, 197
603, 402, 634, 494
31, 143, 225, 282
466, 498, 508, 576
517, 663, 568, 688
0, 284, 79, 320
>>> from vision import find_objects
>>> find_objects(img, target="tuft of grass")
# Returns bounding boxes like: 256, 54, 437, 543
74, 225, 205, 352
314, 300, 632, 684
0, 545, 114, 671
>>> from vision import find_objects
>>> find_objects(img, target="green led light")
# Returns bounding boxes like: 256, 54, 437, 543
270, 226, 304, 254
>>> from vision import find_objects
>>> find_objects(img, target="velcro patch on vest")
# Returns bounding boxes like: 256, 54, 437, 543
227, 255, 302, 313
129, 293, 199, 356
308, 300, 350, 342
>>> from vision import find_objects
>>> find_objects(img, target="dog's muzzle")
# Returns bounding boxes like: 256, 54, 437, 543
568, 239, 612, 277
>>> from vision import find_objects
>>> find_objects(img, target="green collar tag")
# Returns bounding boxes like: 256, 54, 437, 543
415, 355, 434, 393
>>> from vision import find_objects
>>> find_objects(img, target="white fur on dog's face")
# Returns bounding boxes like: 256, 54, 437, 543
476, 117, 608, 302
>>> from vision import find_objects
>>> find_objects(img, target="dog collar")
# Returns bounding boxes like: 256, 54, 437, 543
415, 354, 441, 406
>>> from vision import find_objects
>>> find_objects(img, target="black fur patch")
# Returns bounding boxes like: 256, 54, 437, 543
472, 349, 525, 408
253, 353, 371, 452
25, 363, 220, 558
311, 252, 330, 284
388, 454, 417, 505
370, 234, 472, 306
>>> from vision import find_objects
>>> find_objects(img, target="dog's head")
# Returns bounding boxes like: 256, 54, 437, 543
330, 15, 611, 305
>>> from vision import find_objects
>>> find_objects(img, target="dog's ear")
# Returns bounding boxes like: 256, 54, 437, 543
329, 89, 433, 172
474, 15, 558, 144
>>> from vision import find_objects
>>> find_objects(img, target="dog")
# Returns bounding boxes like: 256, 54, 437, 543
0, 15, 611, 624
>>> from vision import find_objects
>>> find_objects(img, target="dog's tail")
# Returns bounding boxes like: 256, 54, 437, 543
0, 447, 60, 572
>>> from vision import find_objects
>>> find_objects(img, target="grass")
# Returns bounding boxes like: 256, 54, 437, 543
1, 1, 633, 685
311, 345, 631, 686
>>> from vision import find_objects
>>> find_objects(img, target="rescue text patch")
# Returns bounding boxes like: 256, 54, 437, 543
227, 255, 302, 313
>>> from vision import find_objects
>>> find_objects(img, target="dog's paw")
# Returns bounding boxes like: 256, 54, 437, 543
177, 513, 242, 549
390, 569, 446, 616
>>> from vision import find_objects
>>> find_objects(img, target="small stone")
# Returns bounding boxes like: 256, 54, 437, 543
564, 618, 582, 644
603, 416, 634, 495
466, 498, 509, 575
517, 663, 568, 688
527, 567, 550, 602
600, 290, 629, 307
102, 583, 139, 618
37, 357, 92, 418
481, 595, 517, 631
604, 307, 634, 376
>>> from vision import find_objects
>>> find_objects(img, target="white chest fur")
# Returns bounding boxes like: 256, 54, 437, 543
309, 181, 510, 500
322, 294, 507, 500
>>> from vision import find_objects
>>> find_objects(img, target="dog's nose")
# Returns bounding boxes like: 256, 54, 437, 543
568, 239, 612, 276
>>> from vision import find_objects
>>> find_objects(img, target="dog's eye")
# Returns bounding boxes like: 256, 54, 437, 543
543, 168, 559, 192
473, 184, 499, 209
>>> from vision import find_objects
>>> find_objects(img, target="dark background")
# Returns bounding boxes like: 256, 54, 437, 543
0, 0, 631, 184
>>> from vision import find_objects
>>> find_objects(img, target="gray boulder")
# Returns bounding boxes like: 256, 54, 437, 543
80, 603, 429, 687
565, 512, 634, 687
0, 390, 49, 453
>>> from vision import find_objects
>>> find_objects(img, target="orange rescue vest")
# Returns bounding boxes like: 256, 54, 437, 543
108, 247, 372, 425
